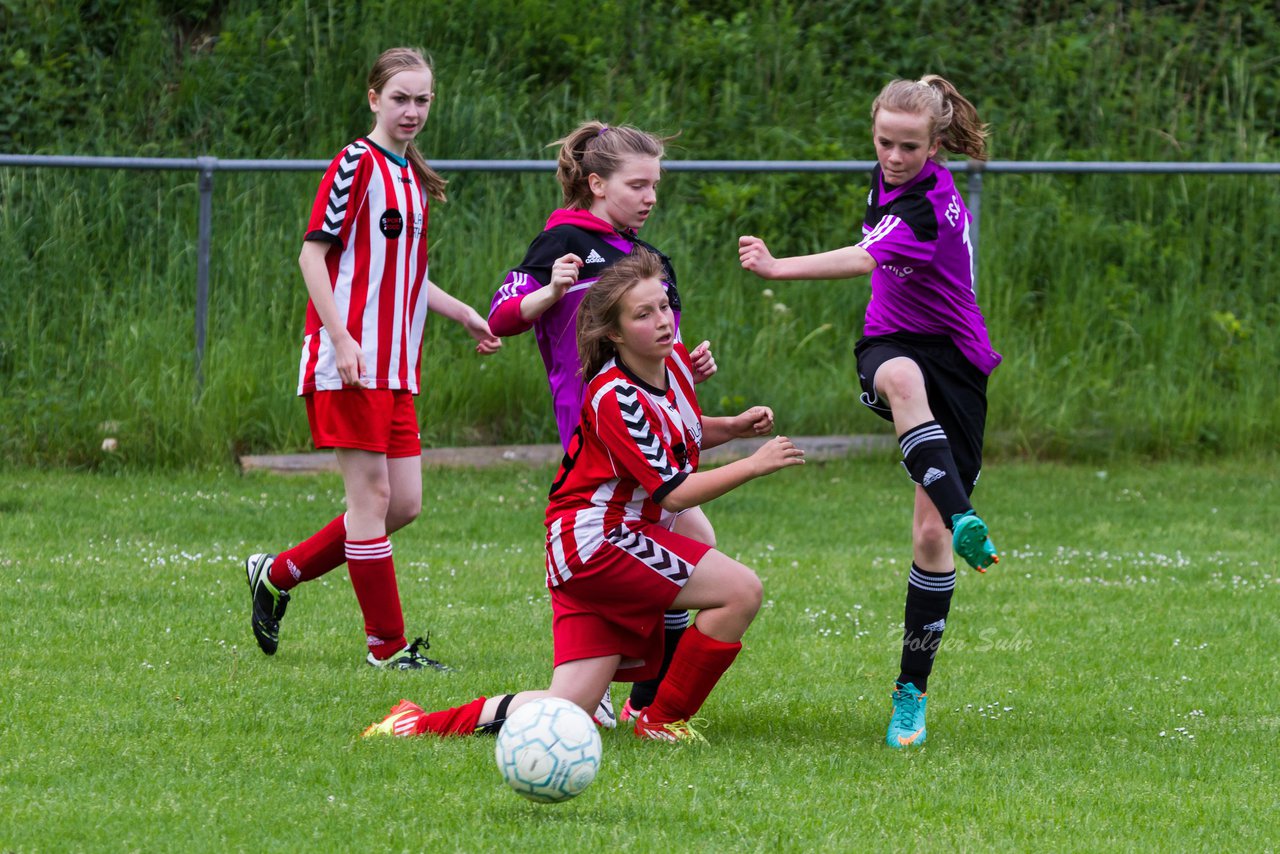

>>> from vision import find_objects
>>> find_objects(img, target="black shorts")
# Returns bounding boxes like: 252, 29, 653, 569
854, 332, 988, 493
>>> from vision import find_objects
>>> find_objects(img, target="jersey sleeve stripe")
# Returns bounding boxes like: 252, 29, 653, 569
321, 142, 368, 243
858, 214, 902, 250
613, 386, 677, 480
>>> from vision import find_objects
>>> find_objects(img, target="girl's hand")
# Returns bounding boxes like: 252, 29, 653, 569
734, 405, 774, 437
690, 340, 717, 383
750, 435, 805, 475
738, 235, 777, 279
332, 331, 367, 386
462, 310, 502, 355
550, 253, 584, 298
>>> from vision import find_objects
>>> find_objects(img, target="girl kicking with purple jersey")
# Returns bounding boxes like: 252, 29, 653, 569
739, 75, 1000, 749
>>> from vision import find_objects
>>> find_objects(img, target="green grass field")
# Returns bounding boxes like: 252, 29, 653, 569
2, 454, 1276, 851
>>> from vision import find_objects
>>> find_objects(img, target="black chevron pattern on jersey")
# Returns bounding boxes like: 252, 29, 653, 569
614, 386, 675, 479
608, 527, 693, 584
324, 143, 366, 234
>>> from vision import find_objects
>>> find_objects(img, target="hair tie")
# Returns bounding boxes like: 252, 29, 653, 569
597, 125, 610, 136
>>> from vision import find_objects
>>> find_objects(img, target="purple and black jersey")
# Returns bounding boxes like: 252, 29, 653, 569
857, 160, 1000, 375
489, 209, 682, 447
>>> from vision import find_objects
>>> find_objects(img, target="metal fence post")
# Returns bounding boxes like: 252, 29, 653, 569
195, 156, 216, 396
966, 160, 984, 292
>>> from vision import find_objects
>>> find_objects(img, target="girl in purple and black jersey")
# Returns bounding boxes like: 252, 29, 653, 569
488, 122, 717, 727
739, 75, 1000, 749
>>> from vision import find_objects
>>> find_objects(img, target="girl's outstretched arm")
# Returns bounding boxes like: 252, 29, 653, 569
701, 405, 774, 449
659, 435, 804, 513
739, 235, 876, 281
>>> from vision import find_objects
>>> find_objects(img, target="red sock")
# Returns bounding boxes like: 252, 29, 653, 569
644, 625, 742, 724
414, 697, 487, 736
270, 514, 347, 590
346, 536, 406, 659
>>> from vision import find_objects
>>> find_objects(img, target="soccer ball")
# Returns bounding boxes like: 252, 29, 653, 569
494, 697, 602, 803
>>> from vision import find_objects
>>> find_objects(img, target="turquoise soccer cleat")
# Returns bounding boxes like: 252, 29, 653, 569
951, 510, 999, 572
886, 682, 928, 748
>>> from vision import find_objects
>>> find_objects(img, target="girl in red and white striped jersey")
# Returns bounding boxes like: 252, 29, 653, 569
244, 47, 500, 670
489, 121, 720, 725
361, 249, 804, 742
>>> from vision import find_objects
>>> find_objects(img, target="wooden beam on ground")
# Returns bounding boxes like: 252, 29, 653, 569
238, 435, 895, 475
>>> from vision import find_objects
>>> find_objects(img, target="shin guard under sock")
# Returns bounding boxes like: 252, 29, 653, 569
347, 536, 406, 659
644, 625, 741, 724
897, 564, 956, 692
271, 514, 347, 590
898, 421, 971, 527
629, 614, 690, 709
414, 696, 487, 736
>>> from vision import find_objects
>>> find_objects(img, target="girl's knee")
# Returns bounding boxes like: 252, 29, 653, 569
731, 566, 764, 616
914, 516, 952, 556
876, 360, 925, 402
348, 475, 392, 516
386, 497, 422, 533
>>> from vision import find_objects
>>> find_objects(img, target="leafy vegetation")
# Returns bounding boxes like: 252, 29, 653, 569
1, 1, 1278, 467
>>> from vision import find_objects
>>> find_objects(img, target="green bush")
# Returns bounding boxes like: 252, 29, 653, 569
1, 0, 1278, 467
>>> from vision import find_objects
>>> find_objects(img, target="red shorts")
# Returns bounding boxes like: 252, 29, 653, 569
305, 389, 421, 458
550, 523, 713, 682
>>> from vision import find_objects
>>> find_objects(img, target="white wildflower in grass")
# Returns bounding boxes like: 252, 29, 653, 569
2, 457, 1271, 849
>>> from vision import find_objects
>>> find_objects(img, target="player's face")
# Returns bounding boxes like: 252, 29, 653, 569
610, 277, 674, 365
873, 108, 939, 187
588, 156, 660, 232
369, 68, 435, 150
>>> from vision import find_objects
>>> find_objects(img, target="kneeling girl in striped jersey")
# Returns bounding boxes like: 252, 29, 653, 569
488, 121, 720, 724
363, 249, 804, 741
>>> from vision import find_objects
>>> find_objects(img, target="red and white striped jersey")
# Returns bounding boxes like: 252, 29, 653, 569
544, 344, 703, 587
297, 138, 431, 395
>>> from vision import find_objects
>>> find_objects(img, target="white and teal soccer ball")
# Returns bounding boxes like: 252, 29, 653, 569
494, 697, 602, 803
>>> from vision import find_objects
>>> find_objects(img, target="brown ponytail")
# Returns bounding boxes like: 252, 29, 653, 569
871, 75, 990, 162
552, 121, 670, 209
367, 47, 449, 201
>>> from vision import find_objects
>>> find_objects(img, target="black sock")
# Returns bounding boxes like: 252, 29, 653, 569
897, 564, 956, 693
629, 613, 689, 709
899, 421, 971, 528
475, 693, 515, 735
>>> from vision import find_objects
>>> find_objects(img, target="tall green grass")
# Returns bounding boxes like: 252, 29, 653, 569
1, 1, 1278, 467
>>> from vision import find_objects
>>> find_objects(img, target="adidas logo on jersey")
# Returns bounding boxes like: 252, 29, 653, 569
922, 619, 946, 632
584, 249, 607, 264
922, 467, 946, 486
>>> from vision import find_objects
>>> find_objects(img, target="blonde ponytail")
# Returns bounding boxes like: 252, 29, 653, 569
872, 75, 990, 162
